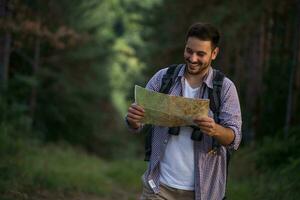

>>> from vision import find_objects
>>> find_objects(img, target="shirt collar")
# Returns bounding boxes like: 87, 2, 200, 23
178, 64, 214, 89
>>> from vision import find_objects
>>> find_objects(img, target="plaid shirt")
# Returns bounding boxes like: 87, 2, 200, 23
128, 65, 242, 200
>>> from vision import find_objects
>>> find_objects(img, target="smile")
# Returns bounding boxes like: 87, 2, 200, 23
188, 63, 201, 69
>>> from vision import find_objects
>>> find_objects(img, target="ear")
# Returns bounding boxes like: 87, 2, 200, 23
211, 47, 219, 60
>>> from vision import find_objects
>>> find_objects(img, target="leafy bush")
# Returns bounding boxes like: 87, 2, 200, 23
228, 127, 300, 200
255, 128, 300, 171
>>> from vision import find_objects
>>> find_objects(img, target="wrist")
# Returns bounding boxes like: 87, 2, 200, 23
126, 116, 140, 129
212, 124, 221, 137
131, 123, 140, 129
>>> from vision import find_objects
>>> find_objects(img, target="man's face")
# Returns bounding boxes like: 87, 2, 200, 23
184, 37, 219, 76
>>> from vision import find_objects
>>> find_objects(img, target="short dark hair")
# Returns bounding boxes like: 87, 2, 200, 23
185, 22, 220, 49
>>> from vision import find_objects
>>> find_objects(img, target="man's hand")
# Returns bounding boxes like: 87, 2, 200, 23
193, 116, 235, 146
193, 116, 217, 137
126, 103, 145, 129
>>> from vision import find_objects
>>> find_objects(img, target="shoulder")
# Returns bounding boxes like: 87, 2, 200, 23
212, 69, 236, 92
154, 67, 169, 78
150, 67, 169, 83
145, 67, 169, 91
221, 75, 239, 100
222, 76, 235, 89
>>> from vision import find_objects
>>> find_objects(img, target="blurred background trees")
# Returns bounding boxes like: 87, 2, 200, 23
0, 0, 158, 158
0, 0, 299, 199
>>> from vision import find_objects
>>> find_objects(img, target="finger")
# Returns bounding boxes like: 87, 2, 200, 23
193, 116, 212, 122
197, 125, 211, 132
200, 127, 211, 132
127, 116, 142, 124
200, 122, 213, 128
199, 128, 212, 135
196, 122, 212, 128
128, 107, 145, 116
131, 104, 145, 112
129, 106, 145, 113
127, 113, 144, 120
193, 116, 203, 121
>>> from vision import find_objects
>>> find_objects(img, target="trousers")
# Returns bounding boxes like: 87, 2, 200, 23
140, 180, 195, 200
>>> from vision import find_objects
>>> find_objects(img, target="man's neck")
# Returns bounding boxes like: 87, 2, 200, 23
184, 67, 210, 88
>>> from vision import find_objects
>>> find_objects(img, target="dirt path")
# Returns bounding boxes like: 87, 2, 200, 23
2, 189, 139, 200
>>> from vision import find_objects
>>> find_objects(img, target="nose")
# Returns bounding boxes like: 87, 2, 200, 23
190, 53, 198, 63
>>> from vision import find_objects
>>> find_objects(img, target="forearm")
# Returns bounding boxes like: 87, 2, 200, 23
213, 124, 235, 146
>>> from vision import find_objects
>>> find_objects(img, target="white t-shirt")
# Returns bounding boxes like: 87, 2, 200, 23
159, 79, 200, 190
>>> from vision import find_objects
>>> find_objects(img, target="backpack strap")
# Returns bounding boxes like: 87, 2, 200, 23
209, 69, 224, 121
160, 64, 183, 93
144, 64, 183, 161
208, 69, 225, 151
208, 69, 232, 199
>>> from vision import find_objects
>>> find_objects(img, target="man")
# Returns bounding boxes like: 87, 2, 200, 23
126, 22, 242, 200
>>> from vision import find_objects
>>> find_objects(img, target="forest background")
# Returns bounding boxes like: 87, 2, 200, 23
0, 0, 300, 199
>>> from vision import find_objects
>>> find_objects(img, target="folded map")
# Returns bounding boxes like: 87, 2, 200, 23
134, 85, 209, 127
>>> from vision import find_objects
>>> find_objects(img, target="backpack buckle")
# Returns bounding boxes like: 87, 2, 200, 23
208, 147, 219, 155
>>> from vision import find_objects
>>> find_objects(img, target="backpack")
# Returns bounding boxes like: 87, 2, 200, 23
143, 64, 225, 161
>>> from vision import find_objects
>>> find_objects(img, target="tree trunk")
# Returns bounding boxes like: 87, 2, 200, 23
2, 32, 11, 89
284, 0, 300, 137
30, 37, 41, 121
0, 0, 11, 89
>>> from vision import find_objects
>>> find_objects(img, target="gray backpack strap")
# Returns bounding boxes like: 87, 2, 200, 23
160, 64, 183, 93
144, 64, 183, 161
208, 69, 232, 199
209, 69, 225, 122
208, 69, 225, 153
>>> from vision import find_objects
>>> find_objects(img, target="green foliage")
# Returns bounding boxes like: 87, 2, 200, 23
0, 94, 145, 197
23, 144, 112, 194
0, 139, 146, 198
227, 128, 300, 200
255, 130, 300, 171
1, 0, 154, 157
0, 100, 32, 192
0, 127, 22, 192
260, 52, 293, 136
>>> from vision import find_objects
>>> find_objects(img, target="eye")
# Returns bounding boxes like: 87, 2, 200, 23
186, 48, 193, 54
197, 52, 205, 57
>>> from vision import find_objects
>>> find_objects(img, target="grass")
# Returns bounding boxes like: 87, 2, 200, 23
227, 141, 300, 200
0, 140, 147, 200
1, 128, 299, 200
227, 146, 258, 200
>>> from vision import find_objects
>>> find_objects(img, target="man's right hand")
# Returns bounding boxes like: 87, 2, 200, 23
126, 103, 145, 129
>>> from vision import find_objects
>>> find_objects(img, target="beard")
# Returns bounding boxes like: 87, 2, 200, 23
185, 58, 211, 76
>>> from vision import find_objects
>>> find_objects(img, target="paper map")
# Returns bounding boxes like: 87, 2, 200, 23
134, 85, 209, 127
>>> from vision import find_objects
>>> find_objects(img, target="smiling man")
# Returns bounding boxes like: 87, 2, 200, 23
126, 22, 242, 200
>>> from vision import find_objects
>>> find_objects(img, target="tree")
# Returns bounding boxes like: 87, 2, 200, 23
0, 0, 11, 89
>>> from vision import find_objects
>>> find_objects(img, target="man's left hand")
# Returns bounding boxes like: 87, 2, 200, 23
193, 116, 217, 137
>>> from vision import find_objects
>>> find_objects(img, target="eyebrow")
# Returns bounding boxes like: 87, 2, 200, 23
186, 47, 207, 55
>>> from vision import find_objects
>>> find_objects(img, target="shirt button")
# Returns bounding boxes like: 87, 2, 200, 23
164, 139, 168, 144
